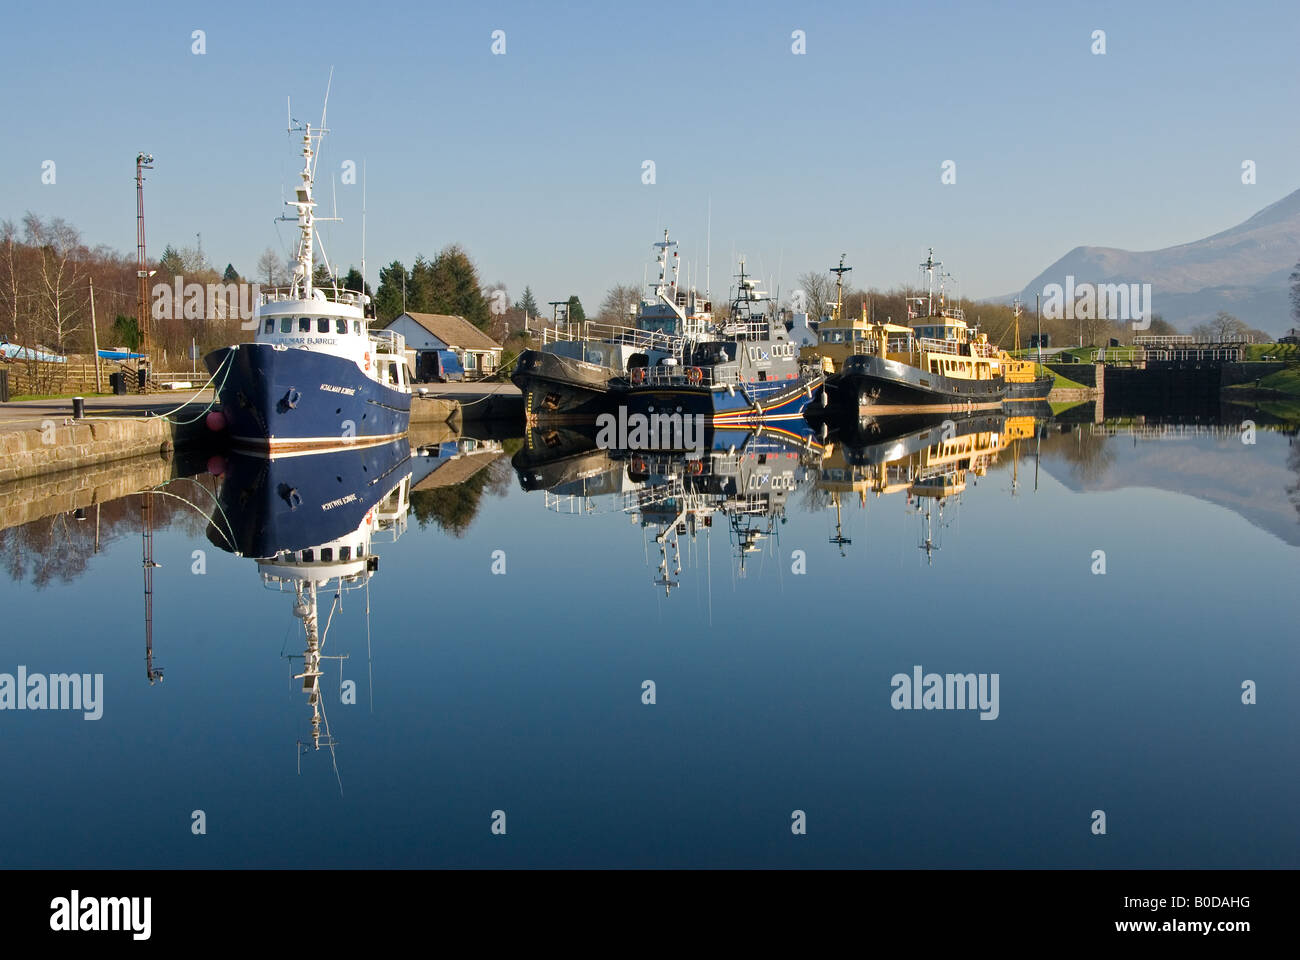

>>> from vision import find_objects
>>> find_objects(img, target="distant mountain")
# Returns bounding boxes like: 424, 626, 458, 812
1015, 189, 1300, 334
1042, 431, 1300, 546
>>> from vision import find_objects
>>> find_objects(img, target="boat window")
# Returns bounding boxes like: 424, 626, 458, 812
321, 548, 333, 562
302, 549, 314, 561
264, 317, 274, 333
281, 317, 293, 333
388, 361, 399, 385
339, 546, 351, 561
357, 545, 364, 557
336, 318, 348, 334
298, 317, 311, 333
353, 320, 361, 335
317, 318, 330, 333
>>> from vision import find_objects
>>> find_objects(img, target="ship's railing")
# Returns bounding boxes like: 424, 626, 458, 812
970, 341, 999, 358
717, 319, 770, 339
370, 329, 405, 352
1134, 335, 1195, 346
640, 363, 743, 388
720, 493, 775, 516
543, 491, 600, 515
843, 335, 914, 356
259, 286, 366, 308
916, 337, 961, 356
839, 334, 915, 356
542, 320, 683, 354
620, 480, 687, 514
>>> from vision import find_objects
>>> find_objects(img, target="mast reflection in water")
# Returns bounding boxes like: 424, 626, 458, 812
206, 440, 413, 768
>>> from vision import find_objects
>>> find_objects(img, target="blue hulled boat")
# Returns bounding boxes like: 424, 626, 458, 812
620, 260, 823, 432
204, 121, 411, 454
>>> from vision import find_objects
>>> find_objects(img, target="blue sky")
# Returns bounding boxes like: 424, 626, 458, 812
2, 0, 1297, 308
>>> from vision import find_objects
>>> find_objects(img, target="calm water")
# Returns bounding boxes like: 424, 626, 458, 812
0, 413, 1296, 868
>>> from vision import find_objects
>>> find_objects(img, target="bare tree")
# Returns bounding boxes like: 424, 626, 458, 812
597, 283, 641, 324
23, 213, 88, 353
793, 270, 834, 320
0, 220, 20, 341
481, 281, 511, 341
256, 247, 285, 287
1211, 310, 1247, 342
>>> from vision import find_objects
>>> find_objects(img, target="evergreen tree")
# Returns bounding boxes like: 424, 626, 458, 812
342, 266, 371, 296
374, 260, 410, 322
426, 244, 489, 328
222, 263, 240, 283
407, 255, 435, 312
111, 314, 141, 351
158, 244, 184, 275
517, 285, 539, 318
566, 295, 587, 324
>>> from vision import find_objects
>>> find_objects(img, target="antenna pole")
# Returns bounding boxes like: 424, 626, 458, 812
706, 197, 711, 298
1036, 294, 1042, 365
361, 159, 367, 314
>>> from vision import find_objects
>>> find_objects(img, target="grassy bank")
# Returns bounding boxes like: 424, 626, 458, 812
1239, 367, 1300, 394
1043, 365, 1088, 390
1224, 366, 1300, 423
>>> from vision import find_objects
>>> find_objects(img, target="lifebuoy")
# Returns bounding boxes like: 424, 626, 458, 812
686, 366, 703, 384
686, 459, 703, 475
632, 458, 649, 473
631, 367, 646, 384
364, 351, 371, 372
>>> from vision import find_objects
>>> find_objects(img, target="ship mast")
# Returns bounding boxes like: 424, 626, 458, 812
828, 494, 852, 556
651, 229, 686, 323
920, 249, 941, 317
292, 581, 325, 750
286, 124, 318, 299
829, 254, 851, 322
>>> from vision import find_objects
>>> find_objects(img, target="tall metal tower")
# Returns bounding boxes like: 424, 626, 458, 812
135, 153, 154, 391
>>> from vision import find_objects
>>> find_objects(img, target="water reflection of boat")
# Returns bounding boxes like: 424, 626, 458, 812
513, 425, 821, 595
512, 428, 634, 501
813, 412, 1042, 563
206, 440, 412, 757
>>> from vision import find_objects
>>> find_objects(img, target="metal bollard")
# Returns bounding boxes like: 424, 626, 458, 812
72, 396, 85, 419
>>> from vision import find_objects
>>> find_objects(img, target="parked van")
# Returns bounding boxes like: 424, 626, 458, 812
417, 349, 465, 383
